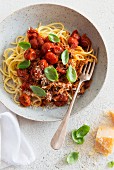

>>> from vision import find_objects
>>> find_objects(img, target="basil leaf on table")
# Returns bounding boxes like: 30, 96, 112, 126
72, 130, 84, 144
44, 66, 58, 82
18, 60, 31, 69
108, 161, 114, 168
74, 138, 84, 144
67, 152, 79, 164
76, 125, 90, 138
66, 65, 77, 83
48, 33, 60, 43
61, 49, 69, 65
30, 86, 46, 97
19, 41, 31, 50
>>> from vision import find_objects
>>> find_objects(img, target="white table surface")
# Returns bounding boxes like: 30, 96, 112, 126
0, 0, 114, 169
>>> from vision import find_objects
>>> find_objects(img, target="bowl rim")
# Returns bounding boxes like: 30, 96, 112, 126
0, 3, 108, 122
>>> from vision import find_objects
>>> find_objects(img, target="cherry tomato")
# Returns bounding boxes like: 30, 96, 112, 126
80, 34, 91, 48
71, 30, 80, 40
42, 42, 54, 54
35, 49, 42, 58
17, 69, 29, 81
19, 93, 31, 107
45, 52, 58, 64
68, 37, 79, 49
21, 82, 31, 91
56, 66, 66, 74
29, 38, 38, 49
54, 94, 68, 106
24, 48, 37, 61
27, 27, 38, 40
39, 59, 48, 70
44, 36, 50, 42
30, 66, 42, 81
53, 46, 63, 55
37, 36, 44, 47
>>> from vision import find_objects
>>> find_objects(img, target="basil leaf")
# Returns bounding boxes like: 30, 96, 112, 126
108, 161, 114, 168
67, 152, 79, 164
18, 60, 31, 69
61, 49, 69, 65
30, 86, 46, 97
66, 65, 77, 83
74, 138, 84, 144
19, 41, 31, 50
76, 125, 90, 138
72, 130, 84, 144
48, 33, 60, 43
44, 66, 58, 82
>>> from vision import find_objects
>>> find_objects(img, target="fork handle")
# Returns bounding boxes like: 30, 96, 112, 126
51, 81, 82, 150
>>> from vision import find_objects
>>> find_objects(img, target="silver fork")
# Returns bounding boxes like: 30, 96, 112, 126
51, 49, 98, 150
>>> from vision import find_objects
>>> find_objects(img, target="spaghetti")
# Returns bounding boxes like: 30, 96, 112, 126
0, 22, 97, 107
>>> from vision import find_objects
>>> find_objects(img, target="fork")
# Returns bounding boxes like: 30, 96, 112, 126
51, 49, 98, 150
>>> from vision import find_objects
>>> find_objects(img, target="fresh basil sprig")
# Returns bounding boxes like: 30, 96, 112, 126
66, 65, 77, 83
30, 86, 46, 97
71, 125, 90, 145
76, 125, 90, 138
44, 66, 58, 82
72, 130, 84, 144
67, 152, 79, 164
19, 41, 31, 50
108, 161, 114, 168
48, 33, 60, 43
61, 49, 69, 65
18, 60, 31, 69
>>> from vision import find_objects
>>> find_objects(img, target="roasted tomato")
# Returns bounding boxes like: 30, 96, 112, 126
44, 36, 50, 42
68, 37, 79, 49
35, 49, 42, 58
21, 82, 31, 91
29, 35, 44, 50
24, 48, 37, 61
17, 69, 29, 81
29, 38, 38, 49
30, 66, 42, 81
42, 42, 54, 54
53, 46, 63, 55
54, 93, 68, 106
39, 59, 48, 70
80, 34, 91, 48
37, 36, 44, 47
56, 66, 66, 74
27, 27, 38, 40
45, 52, 58, 64
19, 93, 31, 107
71, 30, 80, 40
84, 80, 92, 89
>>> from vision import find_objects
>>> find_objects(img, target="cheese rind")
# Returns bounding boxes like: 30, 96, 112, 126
95, 126, 114, 156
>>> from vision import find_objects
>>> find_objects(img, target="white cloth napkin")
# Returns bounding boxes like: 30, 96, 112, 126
0, 111, 35, 166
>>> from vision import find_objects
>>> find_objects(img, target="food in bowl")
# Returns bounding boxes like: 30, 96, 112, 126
0, 22, 97, 107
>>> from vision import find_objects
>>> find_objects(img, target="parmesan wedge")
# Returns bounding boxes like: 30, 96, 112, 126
109, 111, 114, 123
95, 126, 114, 156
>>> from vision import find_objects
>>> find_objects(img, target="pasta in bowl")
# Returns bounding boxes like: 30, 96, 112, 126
0, 4, 107, 121
0, 23, 97, 108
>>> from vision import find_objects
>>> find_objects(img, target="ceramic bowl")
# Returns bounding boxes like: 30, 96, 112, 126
0, 4, 107, 121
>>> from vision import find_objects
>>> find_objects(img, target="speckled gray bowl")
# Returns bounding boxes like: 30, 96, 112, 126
0, 4, 107, 121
